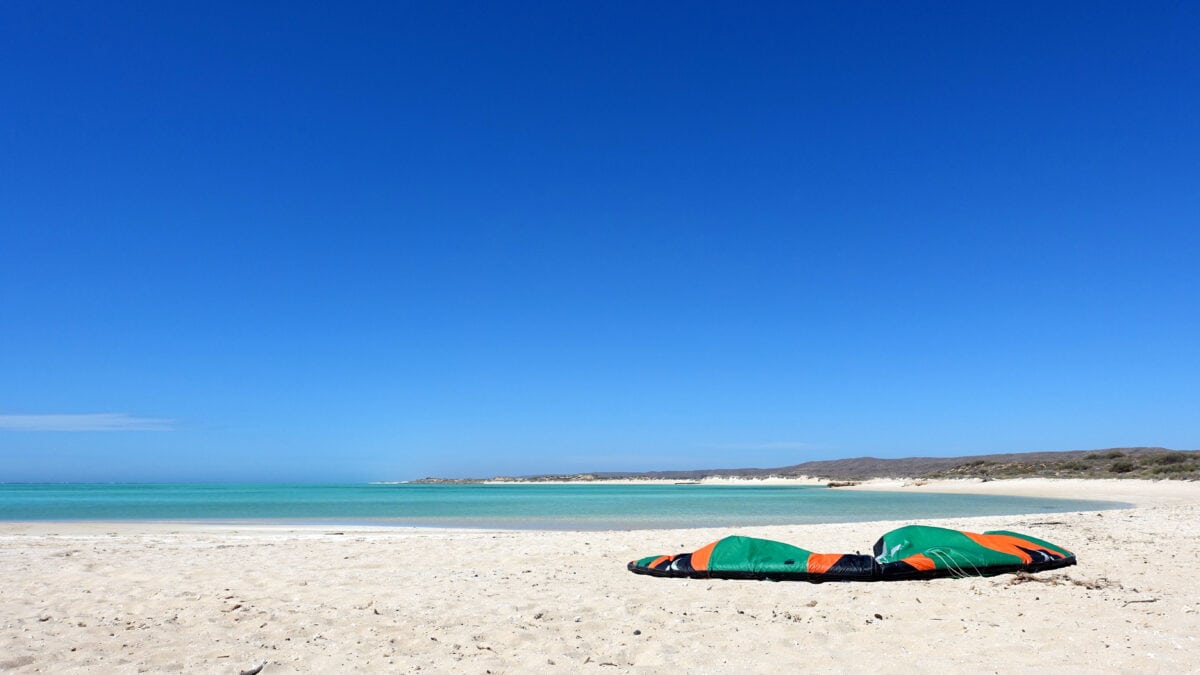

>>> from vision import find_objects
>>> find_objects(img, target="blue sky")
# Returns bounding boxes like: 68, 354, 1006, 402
2, 2, 1197, 481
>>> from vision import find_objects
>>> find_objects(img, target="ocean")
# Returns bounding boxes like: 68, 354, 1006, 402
0, 483, 1125, 530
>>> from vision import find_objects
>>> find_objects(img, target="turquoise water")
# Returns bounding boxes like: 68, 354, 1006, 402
0, 483, 1125, 530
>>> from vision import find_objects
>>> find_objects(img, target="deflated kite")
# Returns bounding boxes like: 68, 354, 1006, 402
628, 525, 1075, 582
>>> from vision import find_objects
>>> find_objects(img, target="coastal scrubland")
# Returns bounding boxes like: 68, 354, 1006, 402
416, 447, 1200, 483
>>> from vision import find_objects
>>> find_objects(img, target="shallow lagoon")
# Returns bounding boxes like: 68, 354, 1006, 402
0, 483, 1127, 529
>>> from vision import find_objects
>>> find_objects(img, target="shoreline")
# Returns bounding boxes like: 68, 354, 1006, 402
3, 478, 1197, 672
492, 475, 1197, 508
840, 476, 1200, 507
0, 478, 1136, 533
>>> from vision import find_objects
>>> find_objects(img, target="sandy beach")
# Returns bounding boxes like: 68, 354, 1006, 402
2, 478, 1197, 673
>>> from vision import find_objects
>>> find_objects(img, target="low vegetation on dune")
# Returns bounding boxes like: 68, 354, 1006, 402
417, 447, 1200, 483
930, 450, 1200, 480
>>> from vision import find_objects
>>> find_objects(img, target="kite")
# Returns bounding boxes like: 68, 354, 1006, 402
628, 525, 1075, 581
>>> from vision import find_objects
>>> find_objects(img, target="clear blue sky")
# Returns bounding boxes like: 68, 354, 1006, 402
2, 2, 1197, 482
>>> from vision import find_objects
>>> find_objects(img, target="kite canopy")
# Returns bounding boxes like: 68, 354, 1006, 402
628, 525, 1075, 582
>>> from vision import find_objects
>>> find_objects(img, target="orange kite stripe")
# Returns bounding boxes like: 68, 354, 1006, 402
900, 553, 938, 571
806, 553, 845, 574
690, 540, 720, 571
962, 532, 1060, 564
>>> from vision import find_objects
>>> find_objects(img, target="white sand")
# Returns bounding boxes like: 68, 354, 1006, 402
2, 479, 1197, 673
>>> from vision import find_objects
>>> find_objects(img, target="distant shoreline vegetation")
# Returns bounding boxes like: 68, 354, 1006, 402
413, 447, 1200, 484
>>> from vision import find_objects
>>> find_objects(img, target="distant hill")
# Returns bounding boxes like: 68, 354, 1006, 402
766, 447, 1199, 480
415, 447, 1200, 482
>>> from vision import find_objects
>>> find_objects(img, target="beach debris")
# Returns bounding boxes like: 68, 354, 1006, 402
1123, 598, 1159, 606
238, 663, 266, 675
1007, 572, 1119, 590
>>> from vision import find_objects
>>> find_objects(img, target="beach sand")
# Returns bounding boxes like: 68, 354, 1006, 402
1, 479, 1197, 673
